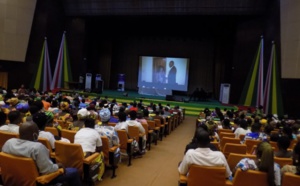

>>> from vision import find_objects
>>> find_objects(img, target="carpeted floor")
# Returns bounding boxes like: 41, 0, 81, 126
96, 116, 197, 186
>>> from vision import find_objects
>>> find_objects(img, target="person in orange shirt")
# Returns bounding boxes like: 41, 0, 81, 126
41, 96, 51, 111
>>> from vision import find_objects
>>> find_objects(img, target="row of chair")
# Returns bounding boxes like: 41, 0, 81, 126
179, 153, 298, 186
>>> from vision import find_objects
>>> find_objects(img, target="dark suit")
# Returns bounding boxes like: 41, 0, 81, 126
168, 66, 177, 84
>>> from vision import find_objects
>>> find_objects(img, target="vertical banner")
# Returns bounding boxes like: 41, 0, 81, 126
263, 42, 283, 115
31, 37, 52, 92
239, 36, 264, 107
51, 31, 73, 90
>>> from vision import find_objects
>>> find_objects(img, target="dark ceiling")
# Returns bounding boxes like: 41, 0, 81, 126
62, 0, 271, 16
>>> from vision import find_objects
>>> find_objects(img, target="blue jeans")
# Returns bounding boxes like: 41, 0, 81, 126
49, 168, 82, 186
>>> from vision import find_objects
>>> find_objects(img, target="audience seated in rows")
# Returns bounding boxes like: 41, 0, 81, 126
2, 122, 82, 185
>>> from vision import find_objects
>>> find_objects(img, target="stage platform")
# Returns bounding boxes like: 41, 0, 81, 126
60, 89, 238, 116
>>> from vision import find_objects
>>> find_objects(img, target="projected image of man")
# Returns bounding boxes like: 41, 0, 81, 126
168, 61, 177, 84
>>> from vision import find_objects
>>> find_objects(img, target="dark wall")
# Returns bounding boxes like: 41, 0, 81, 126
84, 16, 236, 96
230, 0, 284, 112
3, 0, 294, 117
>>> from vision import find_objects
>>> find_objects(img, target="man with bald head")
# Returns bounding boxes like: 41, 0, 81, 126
178, 128, 232, 178
2, 122, 82, 186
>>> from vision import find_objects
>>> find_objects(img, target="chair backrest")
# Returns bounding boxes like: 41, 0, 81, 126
220, 137, 240, 150
154, 119, 161, 127
38, 137, 54, 157
116, 130, 129, 153
187, 165, 227, 186
45, 127, 59, 136
282, 172, 300, 186
269, 141, 279, 152
141, 123, 149, 135
227, 153, 256, 172
0, 152, 39, 186
219, 132, 235, 140
222, 143, 247, 158
274, 157, 293, 168
0, 131, 19, 150
101, 136, 110, 162
245, 140, 261, 154
128, 126, 140, 141
60, 129, 77, 143
232, 168, 268, 186
270, 130, 278, 136
107, 122, 117, 127
147, 120, 156, 130
173, 114, 179, 126
239, 134, 245, 141
55, 141, 84, 176
218, 128, 232, 135
289, 139, 298, 149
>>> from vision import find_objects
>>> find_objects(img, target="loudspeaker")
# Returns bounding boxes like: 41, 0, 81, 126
166, 95, 174, 101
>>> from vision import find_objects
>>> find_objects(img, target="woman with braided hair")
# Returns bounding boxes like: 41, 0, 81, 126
233, 141, 281, 186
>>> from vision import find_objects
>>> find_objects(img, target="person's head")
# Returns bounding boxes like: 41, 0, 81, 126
143, 109, 149, 117
292, 124, 300, 134
129, 111, 137, 120
270, 133, 280, 142
51, 100, 58, 107
158, 66, 164, 72
222, 119, 231, 129
0, 112, 7, 125
45, 111, 54, 126
195, 128, 210, 148
8, 110, 22, 124
19, 121, 39, 141
169, 61, 174, 67
282, 126, 293, 140
29, 105, 40, 115
251, 122, 261, 133
33, 100, 44, 111
60, 101, 69, 111
84, 118, 95, 129
137, 112, 143, 119
77, 108, 90, 120
277, 136, 291, 151
118, 111, 127, 122
264, 125, 274, 136
32, 112, 47, 131
205, 120, 217, 136
255, 141, 275, 186
239, 119, 248, 130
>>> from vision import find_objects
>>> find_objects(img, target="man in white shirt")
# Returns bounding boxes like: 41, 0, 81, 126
74, 118, 102, 155
178, 128, 232, 178
126, 111, 146, 150
0, 110, 22, 133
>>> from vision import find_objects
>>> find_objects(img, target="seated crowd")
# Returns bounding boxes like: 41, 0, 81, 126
0, 87, 183, 185
179, 106, 300, 186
